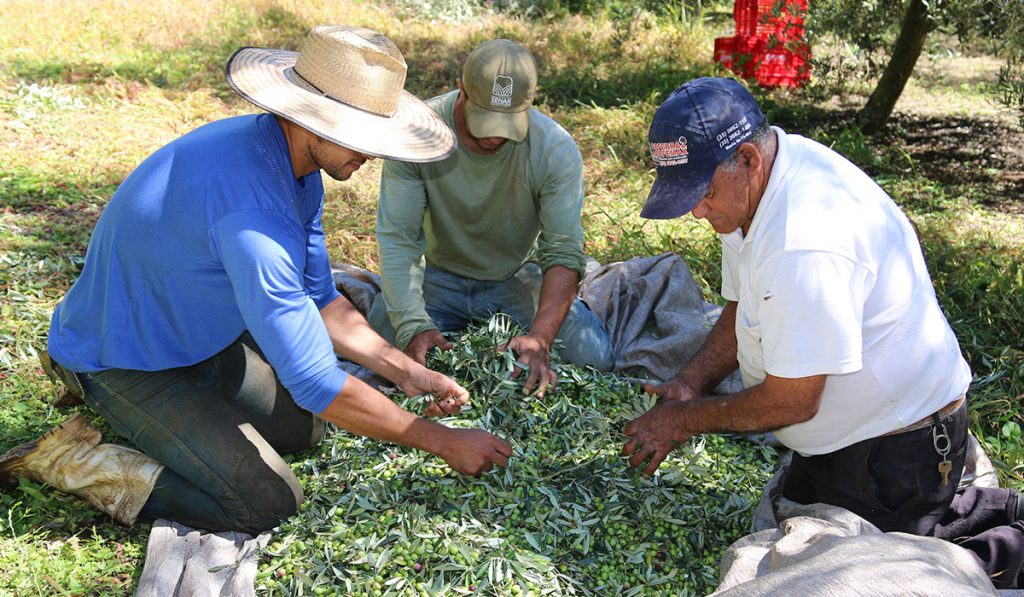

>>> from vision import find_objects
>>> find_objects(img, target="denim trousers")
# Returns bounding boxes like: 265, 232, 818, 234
59, 332, 323, 533
783, 403, 1024, 589
369, 263, 614, 370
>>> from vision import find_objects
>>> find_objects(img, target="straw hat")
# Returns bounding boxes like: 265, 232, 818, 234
226, 25, 455, 163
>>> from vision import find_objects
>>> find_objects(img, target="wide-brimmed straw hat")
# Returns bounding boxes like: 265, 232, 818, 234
226, 25, 455, 163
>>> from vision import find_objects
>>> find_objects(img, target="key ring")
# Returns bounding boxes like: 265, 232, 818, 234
932, 423, 951, 459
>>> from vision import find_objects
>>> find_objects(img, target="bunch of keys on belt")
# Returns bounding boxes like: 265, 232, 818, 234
933, 418, 953, 486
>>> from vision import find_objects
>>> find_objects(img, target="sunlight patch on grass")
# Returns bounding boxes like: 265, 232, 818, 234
899, 51, 1009, 120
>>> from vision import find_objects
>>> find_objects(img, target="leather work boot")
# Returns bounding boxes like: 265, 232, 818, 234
0, 413, 164, 525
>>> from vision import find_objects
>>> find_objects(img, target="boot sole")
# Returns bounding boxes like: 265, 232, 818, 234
0, 413, 99, 484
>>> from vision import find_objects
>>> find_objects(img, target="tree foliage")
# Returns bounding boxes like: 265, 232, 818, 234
804, 0, 1024, 131
992, 0, 1024, 127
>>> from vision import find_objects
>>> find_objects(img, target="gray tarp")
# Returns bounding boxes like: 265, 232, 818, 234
732, 443, 1017, 597
135, 520, 270, 597
580, 252, 716, 380
579, 253, 744, 392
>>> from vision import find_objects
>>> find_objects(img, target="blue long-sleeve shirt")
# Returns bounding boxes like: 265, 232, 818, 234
48, 114, 347, 413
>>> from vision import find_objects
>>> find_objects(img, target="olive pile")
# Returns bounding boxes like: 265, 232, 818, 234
258, 315, 776, 596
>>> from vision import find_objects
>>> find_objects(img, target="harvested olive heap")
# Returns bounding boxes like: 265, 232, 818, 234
258, 316, 778, 596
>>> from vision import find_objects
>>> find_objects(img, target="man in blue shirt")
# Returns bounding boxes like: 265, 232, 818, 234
0, 26, 512, 533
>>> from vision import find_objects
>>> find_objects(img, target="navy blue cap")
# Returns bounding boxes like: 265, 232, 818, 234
641, 77, 766, 219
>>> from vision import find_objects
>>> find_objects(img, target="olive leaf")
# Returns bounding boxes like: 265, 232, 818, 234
260, 314, 777, 595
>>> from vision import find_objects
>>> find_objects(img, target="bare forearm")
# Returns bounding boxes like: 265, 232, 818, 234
623, 373, 824, 476
320, 295, 412, 384
319, 375, 448, 455
529, 265, 578, 344
681, 373, 825, 435
674, 301, 740, 395
320, 375, 512, 477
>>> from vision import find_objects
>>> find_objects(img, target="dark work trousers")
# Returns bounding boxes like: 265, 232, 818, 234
54, 332, 325, 533
783, 403, 1024, 589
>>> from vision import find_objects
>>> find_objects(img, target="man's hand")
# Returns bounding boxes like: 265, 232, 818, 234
404, 329, 453, 366
435, 428, 513, 476
507, 334, 558, 398
621, 399, 694, 476
643, 379, 699, 402
398, 364, 470, 418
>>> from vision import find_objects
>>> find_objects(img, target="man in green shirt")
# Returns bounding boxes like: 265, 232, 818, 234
369, 39, 612, 397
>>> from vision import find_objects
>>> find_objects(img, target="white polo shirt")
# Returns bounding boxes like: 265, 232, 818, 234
720, 127, 971, 455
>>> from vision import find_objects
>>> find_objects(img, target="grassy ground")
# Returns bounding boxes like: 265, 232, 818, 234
1, 0, 1021, 594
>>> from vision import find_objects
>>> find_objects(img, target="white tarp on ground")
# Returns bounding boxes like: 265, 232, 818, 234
712, 500, 1006, 597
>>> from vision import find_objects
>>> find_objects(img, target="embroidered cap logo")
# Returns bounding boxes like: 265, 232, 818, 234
650, 135, 689, 167
490, 75, 514, 108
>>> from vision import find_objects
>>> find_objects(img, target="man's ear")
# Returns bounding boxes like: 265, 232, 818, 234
737, 142, 761, 170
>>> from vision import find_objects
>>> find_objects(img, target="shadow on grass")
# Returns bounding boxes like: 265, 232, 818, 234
0, 167, 109, 257
759, 102, 1024, 215
374, 28, 711, 110
538, 60, 706, 109
888, 113, 1024, 215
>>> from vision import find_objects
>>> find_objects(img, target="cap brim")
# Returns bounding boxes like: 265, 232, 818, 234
464, 99, 528, 142
640, 165, 716, 219
226, 47, 455, 163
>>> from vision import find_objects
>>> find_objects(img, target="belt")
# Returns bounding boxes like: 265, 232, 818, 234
883, 395, 965, 437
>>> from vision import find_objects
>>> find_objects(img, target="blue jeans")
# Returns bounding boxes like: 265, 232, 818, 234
369, 263, 613, 370
57, 332, 322, 533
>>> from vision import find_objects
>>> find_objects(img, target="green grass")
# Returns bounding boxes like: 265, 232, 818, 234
1, 0, 1022, 594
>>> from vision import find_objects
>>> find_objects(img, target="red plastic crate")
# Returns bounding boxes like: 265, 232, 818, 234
754, 42, 811, 87
713, 34, 810, 88
713, 36, 763, 79
713, 37, 735, 70
734, 0, 806, 39
714, 0, 810, 88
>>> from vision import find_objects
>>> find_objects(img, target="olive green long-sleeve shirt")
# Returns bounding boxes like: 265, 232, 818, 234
376, 90, 586, 349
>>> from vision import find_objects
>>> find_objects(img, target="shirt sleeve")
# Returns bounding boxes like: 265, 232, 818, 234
758, 250, 868, 379
534, 136, 587, 278
210, 209, 348, 413
377, 159, 437, 349
302, 199, 342, 310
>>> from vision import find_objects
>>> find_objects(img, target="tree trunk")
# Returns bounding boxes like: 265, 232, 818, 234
858, 0, 937, 134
